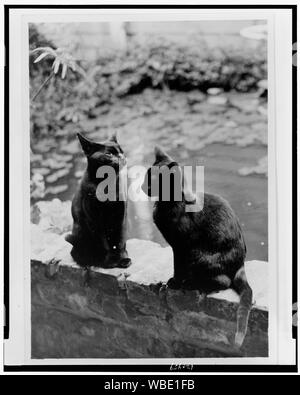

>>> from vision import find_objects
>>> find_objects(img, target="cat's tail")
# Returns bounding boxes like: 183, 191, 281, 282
232, 266, 253, 347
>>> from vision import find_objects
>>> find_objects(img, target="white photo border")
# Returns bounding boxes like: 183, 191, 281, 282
4, 5, 296, 371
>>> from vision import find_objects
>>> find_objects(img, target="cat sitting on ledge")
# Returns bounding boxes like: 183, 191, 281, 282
142, 146, 253, 347
65, 132, 132, 270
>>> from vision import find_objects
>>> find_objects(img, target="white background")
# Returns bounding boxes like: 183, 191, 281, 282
0, 1, 297, 373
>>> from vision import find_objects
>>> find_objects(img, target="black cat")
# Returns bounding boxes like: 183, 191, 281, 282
65, 133, 131, 269
142, 147, 253, 347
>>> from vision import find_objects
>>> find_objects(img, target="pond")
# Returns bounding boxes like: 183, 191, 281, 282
31, 89, 268, 261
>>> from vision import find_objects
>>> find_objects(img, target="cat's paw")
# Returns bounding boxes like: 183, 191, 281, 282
102, 254, 132, 269
65, 233, 75, 245
118, 258, 132, 269
167, 277, 182, 290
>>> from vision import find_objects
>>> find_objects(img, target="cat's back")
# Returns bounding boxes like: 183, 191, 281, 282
197, 192, 245, 248
198, 192, 240, 227
202, 192, 234, 216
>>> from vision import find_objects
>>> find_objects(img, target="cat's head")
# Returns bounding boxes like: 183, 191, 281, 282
141, 146, 182, 200
142, 147, 197, 204
77, 132, 126, 177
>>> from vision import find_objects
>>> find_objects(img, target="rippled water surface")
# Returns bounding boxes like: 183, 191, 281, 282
31, 90, 268, 261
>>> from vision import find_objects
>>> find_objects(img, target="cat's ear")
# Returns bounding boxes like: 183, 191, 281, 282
77, 133, 103, 156
182, 169, 197, 204
109, 131, 118, 143
154, 146, 172, 162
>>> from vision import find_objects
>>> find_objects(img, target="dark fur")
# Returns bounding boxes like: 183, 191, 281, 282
65, 133, 131, 269
142, 147, 253, 346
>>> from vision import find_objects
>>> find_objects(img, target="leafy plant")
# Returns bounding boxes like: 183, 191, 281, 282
29, 30, 267, 142
30, 47, 85, 102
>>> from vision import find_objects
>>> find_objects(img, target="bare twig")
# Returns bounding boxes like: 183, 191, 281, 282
31, 71, 55, 102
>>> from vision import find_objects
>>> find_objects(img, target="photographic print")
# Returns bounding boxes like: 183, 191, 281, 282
29, 18, 270, 360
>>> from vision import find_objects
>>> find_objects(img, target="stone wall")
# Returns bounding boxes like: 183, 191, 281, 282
31, 200, 268, 359
32, 260, 268, 359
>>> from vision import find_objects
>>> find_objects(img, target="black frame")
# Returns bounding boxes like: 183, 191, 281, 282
3, 4, 298, 373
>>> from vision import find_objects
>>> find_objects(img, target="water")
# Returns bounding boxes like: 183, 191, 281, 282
31, 90, 268, 261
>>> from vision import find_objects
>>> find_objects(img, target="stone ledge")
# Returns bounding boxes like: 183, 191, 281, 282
30, 200, 268, 358
32, 259, 268, 359
31, 237, 268, 358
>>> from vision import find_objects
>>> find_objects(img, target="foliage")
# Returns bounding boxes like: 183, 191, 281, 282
30, 46, 86, 103
92, 38, 267, 96
29, 24, 57, 77
29, 26, 267, 140
32, 47, 85, 79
